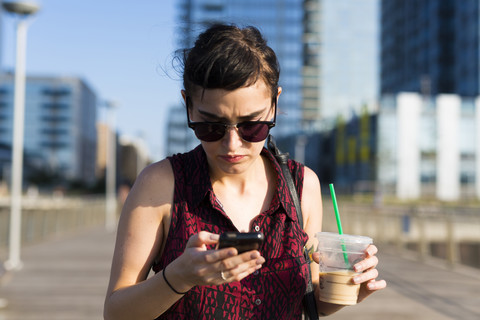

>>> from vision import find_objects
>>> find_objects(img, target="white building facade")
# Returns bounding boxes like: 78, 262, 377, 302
378, 92, 478, 200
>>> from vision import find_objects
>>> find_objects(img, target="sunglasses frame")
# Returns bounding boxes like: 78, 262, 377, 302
186, 96, 277, 142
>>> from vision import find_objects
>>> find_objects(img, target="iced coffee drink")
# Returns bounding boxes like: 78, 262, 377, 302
316, 232, 372, 305
319, 270, 360, 305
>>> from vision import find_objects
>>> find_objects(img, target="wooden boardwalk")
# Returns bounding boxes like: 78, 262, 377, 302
0, 227, 479, 320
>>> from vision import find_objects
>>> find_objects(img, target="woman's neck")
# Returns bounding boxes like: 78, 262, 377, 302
210, 155, 269, 195
210, 155, 277, 231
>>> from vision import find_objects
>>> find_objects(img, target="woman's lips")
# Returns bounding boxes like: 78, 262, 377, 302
219, 155, 245, 163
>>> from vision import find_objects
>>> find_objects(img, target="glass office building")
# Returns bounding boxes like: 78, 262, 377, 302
320, 0, 378, 122
381, 0, 479, 97
453, 0, 479, 97
165, 104, 197, 156
303, 0, 379, 129
0, 73, 97, 185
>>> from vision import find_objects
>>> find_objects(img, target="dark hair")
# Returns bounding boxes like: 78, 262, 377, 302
181, 24, 280, 99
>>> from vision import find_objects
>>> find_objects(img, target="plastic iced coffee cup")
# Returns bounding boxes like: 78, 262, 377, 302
315, 232, 372, 305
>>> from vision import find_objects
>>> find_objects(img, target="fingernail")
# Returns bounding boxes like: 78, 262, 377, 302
367, 282, 375, 290
251, 252, 260, 259
353, 276, 361, 284
354, 264, 362, 272
210, 234, 220, 240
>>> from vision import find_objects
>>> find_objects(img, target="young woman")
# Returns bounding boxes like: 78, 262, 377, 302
104, 24, 386, 320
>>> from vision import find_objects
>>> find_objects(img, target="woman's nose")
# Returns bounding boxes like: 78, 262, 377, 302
222, 125, 243, 148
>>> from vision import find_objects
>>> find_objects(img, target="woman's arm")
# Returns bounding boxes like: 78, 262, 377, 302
104, 159, 183, 319
301, 166, 345, 316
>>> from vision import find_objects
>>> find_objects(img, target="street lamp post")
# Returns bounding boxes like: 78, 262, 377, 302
105, 101, 117, 232
3, 1, 40, 270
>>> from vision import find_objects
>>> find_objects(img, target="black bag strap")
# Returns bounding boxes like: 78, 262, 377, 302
267, 135, 318, 320
267, 135, 303, 227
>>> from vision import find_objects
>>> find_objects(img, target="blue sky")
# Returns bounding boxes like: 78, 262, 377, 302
1, 0, 181, 160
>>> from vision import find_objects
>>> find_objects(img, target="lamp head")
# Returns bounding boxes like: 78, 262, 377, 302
2, 1, 40, 16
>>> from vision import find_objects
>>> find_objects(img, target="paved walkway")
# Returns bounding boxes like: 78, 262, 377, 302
0, 227, 114, 320
0, 227, 479, 320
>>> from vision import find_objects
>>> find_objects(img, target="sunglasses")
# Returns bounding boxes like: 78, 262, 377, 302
186, 97, 276, 142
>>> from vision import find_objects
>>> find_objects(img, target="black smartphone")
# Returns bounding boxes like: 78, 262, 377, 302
216, 232, 264, 253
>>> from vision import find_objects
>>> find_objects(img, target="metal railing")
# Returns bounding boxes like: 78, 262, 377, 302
0, 196, 106, 255
322, 200, 480, 268
1, 195, 478, 269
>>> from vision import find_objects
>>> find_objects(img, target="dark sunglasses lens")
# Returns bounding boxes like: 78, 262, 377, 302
194, 123, 226, 141
238, 123, 270, 142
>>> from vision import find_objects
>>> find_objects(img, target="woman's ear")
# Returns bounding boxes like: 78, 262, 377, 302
181, 90, 187, 104
270, 86, 282, 119
182, 90, 194, 120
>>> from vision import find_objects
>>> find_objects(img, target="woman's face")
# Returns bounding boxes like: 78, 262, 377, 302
185, 80, 279, 177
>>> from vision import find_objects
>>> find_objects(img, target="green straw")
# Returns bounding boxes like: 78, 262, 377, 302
329, 183, 350, 267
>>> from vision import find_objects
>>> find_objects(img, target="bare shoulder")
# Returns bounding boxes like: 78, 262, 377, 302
126, 158, 174, 209
118, 158, 175, 231
134, 158, 174, 191
301, 165, 322, 231
302, 165, 321, 195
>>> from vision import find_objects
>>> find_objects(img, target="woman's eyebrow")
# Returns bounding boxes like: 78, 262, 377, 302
197, 107, 268, 121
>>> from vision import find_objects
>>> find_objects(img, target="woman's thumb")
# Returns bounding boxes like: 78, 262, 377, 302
186, 231, 219, 248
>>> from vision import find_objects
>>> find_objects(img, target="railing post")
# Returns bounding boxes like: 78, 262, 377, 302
396, 209, 403, 251
417, 208, 429, 261
375, 207, 383, 243
446, 211, 458, 267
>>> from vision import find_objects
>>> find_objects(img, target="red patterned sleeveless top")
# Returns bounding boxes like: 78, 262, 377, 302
152, 145, 309, 319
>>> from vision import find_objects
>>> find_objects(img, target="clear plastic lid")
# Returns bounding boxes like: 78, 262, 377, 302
315, 232, 372, 245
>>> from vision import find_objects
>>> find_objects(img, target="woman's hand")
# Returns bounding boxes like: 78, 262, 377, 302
351, 244, 387, 302
166, 231, 265, 293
